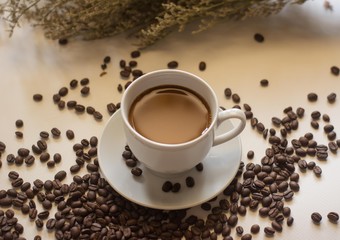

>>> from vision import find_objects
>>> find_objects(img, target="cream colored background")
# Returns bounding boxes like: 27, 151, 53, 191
1, 0, 340, 239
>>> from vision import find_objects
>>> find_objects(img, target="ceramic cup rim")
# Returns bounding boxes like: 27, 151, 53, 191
120, 69, 219, 150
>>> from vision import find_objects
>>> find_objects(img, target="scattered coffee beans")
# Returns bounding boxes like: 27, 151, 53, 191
330, 66, 339, 76
254, 33, 265, 43
311, 212, 322, 223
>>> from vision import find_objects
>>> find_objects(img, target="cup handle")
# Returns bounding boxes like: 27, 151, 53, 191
212, 108, 246, 146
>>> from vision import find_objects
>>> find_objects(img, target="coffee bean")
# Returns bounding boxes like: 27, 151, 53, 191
131, 167, 142, 176
307, 93, 318, 102
86, 106, 96, 114
37, 140, 47, 151
54, 170, 67, 181
327, 92, 336, 103
287, 216, 294, 226
224, 88, 232, 98
67, 100, 77, 108
311, 120, 319, 129
327, 131, 337, 141
21, 182, 31, 192
66, 130, 75, 140
195, 162, 204, 171
162, 181, 173, 192
236, 226, 244, 235
46, 160, 55, 168
38, 210, 49, 220
80, 86, 90, 95
29, 208, 38, 219
8, 171, 19, 180
75, 104, 85, 112
107, 103, 117, 114
58, 100, 65, 109
311, 212, 322, 223
131, 50, 140, 58
251, 224, 260, 234
327, 212, 339, 223
70, 164, 81, 173
35, 218, 44, 228
69, 79, 78, 88
322, 114, 330, 122
46, 218, 56, 229
232, 93, 241, 103
58, 87, 68, 97
167, 60, 178, 69
228, 214, 238, 227
87, 163, 98, 172
330, 66, 340, 76
260, 79, 269, 87
328, 141, 338, 152
18, 148, 30, 157
247, 150, 254, 159
33, 93, 43, 101
199, 61, 206, 71
271, 220, 282, 232
12, 178, 24, 188
254, 33, 264, 43
93, 111, 103, 120
51, 127, 61, 137
185, 176, 195, 188
0, 141, 6, 152
264, 226, 275, 236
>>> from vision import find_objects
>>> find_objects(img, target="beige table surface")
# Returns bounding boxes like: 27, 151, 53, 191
1, 0, 340, 239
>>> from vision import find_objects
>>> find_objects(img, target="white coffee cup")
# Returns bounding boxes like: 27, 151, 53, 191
121, 69, 246, 175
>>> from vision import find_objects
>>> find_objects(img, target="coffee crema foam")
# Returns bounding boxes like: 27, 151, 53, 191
129, 85, 211, 144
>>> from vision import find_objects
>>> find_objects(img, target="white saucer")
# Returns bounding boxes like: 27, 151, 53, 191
98, 110, 242, 210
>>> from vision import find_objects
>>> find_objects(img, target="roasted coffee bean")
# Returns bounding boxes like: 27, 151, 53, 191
316, 151, 328, 160
322, 114, 330, 122
331, 66, 340, 76
311, 212, 322, 223
245, 150, 254, 160
70, 164, 81, 173
33, 93, 43, 101
186, 176, 195, 188
107, 103, 117, 114
328, 141, 338, 152
328, 131, 337, 141
296, 107, 305, 117
311, 111, 321, 119
15, 119, 24, 128
167, 60, 178, 69
264, 226, 275, 236
12, 178, 24, 187
271, 220, 282, 232
254, 33, 264, 42
80, 77, 90, 86
53, 94, 61, 103
80, 86, 90, 95
311, 120, 319, 129
232, 93, 241, 103
69, 79, 78, 88
260, 79, 269, 87
236, 226, 244, 235
40, 152, 50, 162
228, 214, 238, 227
58, 87, 68, 97
130, 50, 140, 58
37, 140, 47, 151
131, 167, 142, 176
87, 163, 98, 172
8, 170, 19, 180
287, 216, 294, 226
18, 148, 30, 157
172, 182, 181, 193
46, 218, 56, 229
162, 181, 173, 192
51, 127, 61, 137
199, 61, 206, 71
38, 210, 50, 219
35, 218, 44, 228
58, 100, 65, 109
54, 170, 67, 181
14, 132, 24, 142
327, 212, 339, 223
75, 104, 85, 112
327, 92, 336, 103
67, 100, 77, 108
21, 182, 31, 192
93, 111, 103, 120
65, 130, 75, 140
307, 93, 318, 102
251, 224, 260, 234
224, 88, 232, 98
29, 208, 38, 219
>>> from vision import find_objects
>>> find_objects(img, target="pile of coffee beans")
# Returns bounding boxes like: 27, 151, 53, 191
2, 50, 339, 239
